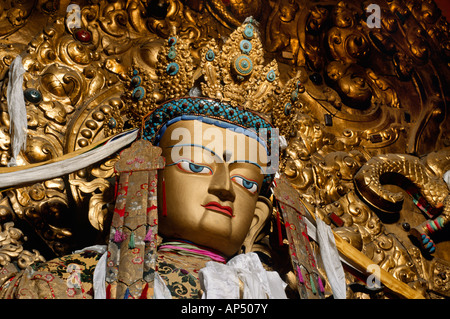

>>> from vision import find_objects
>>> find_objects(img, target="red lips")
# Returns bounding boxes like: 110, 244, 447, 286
202, 201, 233, 217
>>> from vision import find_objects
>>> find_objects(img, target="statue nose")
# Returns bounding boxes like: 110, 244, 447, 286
207, 164, 236, 202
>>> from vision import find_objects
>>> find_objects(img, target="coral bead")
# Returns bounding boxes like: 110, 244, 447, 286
75, 29, 92, 43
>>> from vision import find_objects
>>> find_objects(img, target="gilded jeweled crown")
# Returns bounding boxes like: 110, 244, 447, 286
114, 17, 280, 137
199, 18, 279, 113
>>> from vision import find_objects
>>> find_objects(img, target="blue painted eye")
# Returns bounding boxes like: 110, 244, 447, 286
176, 161, 212, 175
231, 175, 258, 194
189, 163, 206, 173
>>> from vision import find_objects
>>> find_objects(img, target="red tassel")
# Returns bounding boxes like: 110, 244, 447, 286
106, 283, 112, 299
139, 283, 149, 299
162, 176, 167, 217
114, 176, 119, 200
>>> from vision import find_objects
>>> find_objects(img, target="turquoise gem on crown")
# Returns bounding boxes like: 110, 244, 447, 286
205, 49, 215, 61
243, 24, 254, 39
266, 70, 276, 82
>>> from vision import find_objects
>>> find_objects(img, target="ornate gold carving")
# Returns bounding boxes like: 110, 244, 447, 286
431, 258, 450, 296
0, 221, 45, 269
356, 152, 450, 209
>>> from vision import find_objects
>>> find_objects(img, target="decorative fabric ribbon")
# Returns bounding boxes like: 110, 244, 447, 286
105, 139, 165, 299
0, 129, 139, 191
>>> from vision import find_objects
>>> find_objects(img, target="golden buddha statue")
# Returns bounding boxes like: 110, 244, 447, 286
0, 19, 294, 299
156, 119, 272, 258
0, 115, 280, 299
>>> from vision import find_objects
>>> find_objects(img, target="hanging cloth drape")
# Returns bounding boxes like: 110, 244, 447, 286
0, 129, 139, 191
105, 139, 165, 299
315, 215, 346, 299
6, 55, 27, 167
272, 175, 325, 299
199, 252, 287, 299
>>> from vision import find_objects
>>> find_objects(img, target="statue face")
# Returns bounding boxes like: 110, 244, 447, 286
157, 120, 268, 257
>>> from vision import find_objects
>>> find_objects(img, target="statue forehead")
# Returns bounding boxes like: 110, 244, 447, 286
158, 119, 269, 167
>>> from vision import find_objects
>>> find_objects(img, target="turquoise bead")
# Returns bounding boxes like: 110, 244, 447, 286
108, 117, 117, 128
131, 75, 141, 87
168, 47, 177, 60
284, 102, 292, 116
243, 24, 254, 39
266, 70, 276, 82
132, 86, 145, 100
240, 40, 252, 54
234, 55, 253, 76
205, 49, 215, 61
291, 89, 298, 102
166, 62, 179, 76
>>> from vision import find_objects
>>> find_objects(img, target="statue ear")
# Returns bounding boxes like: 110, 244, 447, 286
241, 196, 272, 254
